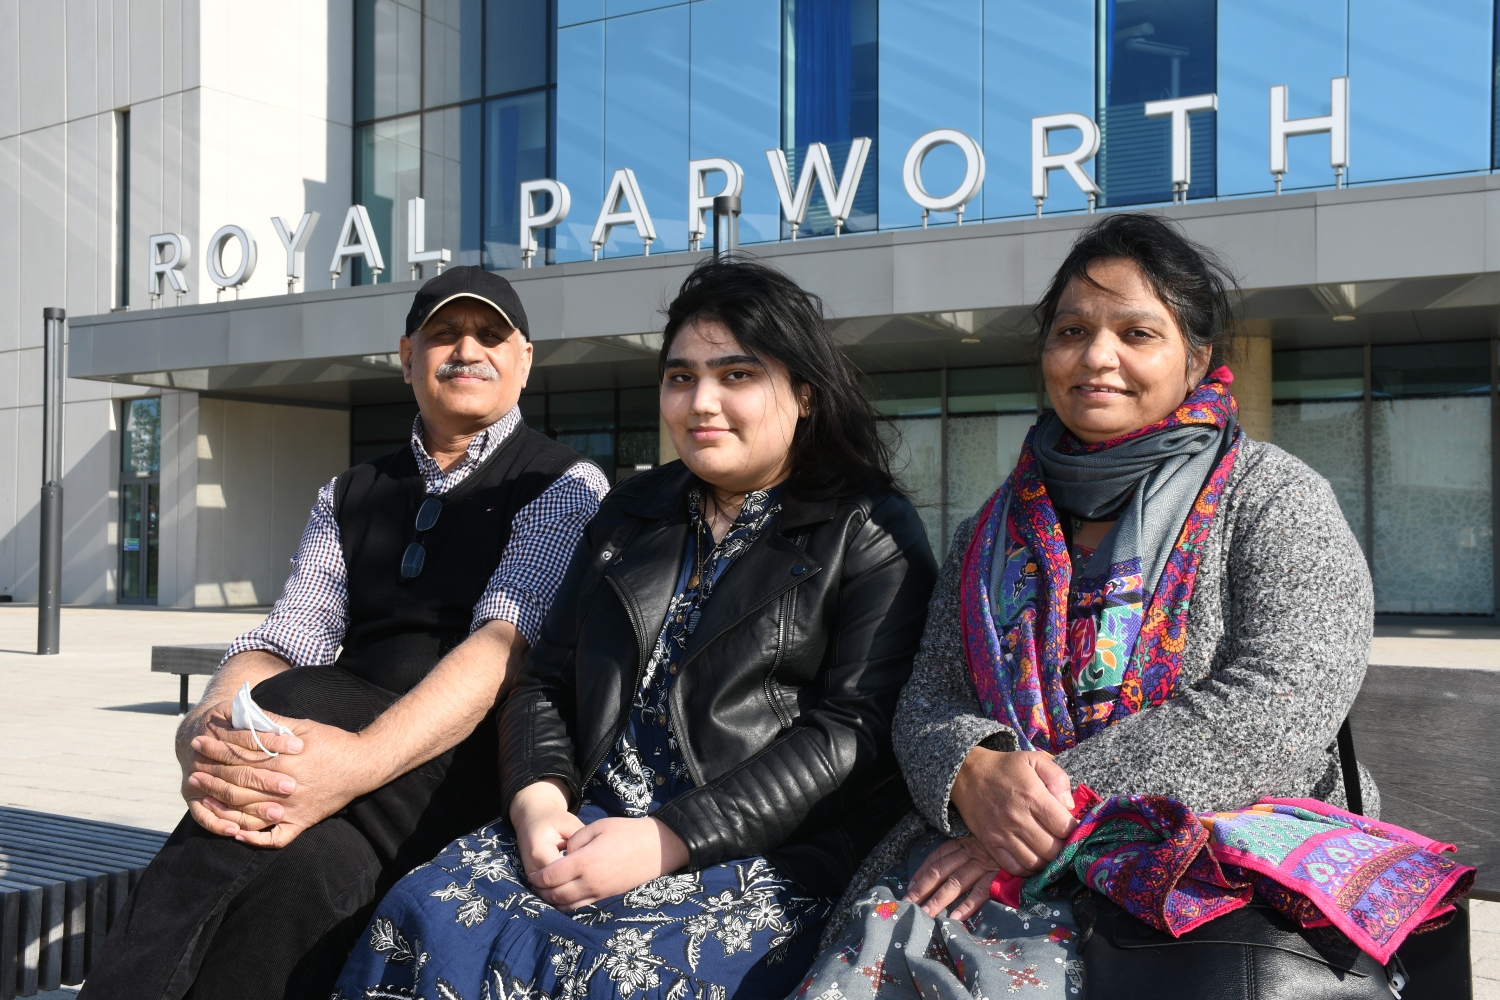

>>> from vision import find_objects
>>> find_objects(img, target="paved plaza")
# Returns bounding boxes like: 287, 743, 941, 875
0, 605, 1494, 996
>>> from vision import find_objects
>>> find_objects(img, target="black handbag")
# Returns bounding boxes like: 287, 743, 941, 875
1071, 718, 1471, 1000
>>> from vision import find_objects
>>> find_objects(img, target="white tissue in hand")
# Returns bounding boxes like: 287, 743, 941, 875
231, 681, 293, 735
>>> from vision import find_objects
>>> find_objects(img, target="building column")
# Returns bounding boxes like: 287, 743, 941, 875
1228, 319, 1273, 441
659, 412, 679, 465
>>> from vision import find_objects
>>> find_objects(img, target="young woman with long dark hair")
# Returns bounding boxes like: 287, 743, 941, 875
336, 256, 938, 999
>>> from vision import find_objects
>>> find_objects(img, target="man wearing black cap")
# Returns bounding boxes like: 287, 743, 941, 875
82, 268, 611, 1000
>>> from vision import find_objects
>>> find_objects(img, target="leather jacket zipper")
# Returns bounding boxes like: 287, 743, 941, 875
584, 574, 651, 783
764, 590, 794, 730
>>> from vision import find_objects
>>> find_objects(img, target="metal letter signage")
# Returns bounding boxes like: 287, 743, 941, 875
766, 138, 873, 239
328, 205, 385, 286
204, 225, 258, 298
688, 158, 744, 251
590, 168, 657, 260
407, 197, 451, 279
1143, 93, 1217, 203
272, 212, 319, 293
1031, 114, 1101, 217
148, 233, 192, 305
902, 129, 986, 227
519, 179, 571, 267
1270, 77, 1349, 192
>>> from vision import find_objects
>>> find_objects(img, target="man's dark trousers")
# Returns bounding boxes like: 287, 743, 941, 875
78, 665, 504, 1000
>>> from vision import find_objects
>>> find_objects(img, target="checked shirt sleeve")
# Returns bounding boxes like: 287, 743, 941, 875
471, 461, 611, 644
222, 477, 350, 667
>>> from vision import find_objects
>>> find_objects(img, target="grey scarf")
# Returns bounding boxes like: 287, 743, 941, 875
1030, 410, 1231, 594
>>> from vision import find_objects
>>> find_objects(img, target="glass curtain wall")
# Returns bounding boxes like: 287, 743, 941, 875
1272, 341, 1494, 615
520, 387, 659, 482
353, 0, 555, 282
119, 398, 161, 604
868, 365, 1040, 559
1097, 0, 1216, 206
351, 386, 659, 482
781, 0, 878, 236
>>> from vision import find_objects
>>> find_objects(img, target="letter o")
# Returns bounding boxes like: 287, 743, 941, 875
206, 225, 258, 288
902, 129, 986, 214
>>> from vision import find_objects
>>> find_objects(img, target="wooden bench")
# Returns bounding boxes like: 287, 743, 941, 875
0, 807, 167, 999
150, 644, 228, 713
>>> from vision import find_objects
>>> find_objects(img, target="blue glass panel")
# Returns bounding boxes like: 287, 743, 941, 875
608, 0, 684, 15
555, 21, 605, 261
423, 103, 484, 268
354, 116, 422, 284
982, 0, 1094, 218
354, 0, 422, 122
782, 0, 879, 236
1217, 0, 1346, 196
425, 0, 482, 107
878, 0, 983, 231
689, 0, 782, 245
603, 7, 690, 256
1098, 0, 1216, 207
483, 91, 550, 270
487, 0, 552, 96
558, 0, 603, 26
1348, 0, 1492, 182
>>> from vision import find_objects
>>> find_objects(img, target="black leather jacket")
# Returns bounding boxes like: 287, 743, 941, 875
498, 461, 937, 895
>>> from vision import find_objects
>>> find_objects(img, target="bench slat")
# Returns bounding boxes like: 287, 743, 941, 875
148, 644, 227, 676
0, 810, 168, 997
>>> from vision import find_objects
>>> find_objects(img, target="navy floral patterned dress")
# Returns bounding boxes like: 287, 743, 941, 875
335, 486, 833, 1000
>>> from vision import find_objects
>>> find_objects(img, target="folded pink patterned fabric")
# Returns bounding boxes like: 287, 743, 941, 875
992, 785, 1474, 965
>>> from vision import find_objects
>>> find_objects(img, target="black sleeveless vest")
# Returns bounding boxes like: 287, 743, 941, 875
332, 425, 588, 694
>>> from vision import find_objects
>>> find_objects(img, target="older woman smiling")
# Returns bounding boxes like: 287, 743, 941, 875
790, 213, 1381, 999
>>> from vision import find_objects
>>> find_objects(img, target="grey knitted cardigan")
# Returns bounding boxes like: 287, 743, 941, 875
834, 439, 1378, 921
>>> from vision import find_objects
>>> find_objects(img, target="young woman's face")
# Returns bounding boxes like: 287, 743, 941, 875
1040, 257, 1209, 444
660, 317, 810, 495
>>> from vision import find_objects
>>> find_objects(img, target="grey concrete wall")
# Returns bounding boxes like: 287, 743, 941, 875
194, 397, 348, 607
0, 0, 353, 603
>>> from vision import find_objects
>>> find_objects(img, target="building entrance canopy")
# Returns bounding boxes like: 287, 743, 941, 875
70, 174, 1500, 404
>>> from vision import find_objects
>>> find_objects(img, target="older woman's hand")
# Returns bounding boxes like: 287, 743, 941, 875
950, 746, 1077, 876
903, 836, 1001, 919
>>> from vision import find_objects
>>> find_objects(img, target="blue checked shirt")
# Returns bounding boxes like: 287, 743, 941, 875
224, 407, 611, 667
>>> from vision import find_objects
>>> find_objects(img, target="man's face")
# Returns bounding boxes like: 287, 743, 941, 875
400, 297, 533, 430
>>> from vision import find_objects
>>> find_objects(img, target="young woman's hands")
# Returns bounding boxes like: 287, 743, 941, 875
949, 747, 1077, 876
509, 779, 585, 877
527, 816, 690, 911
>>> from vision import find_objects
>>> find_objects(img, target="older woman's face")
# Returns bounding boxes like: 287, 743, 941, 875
1041, 257, 1209, 444
660, 317, 810, 495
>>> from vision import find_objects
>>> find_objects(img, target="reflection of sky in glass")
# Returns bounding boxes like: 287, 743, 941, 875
1349, 0, 1491, 182
355, 116, 421, 283
559, 1, 604, 28
983, 0, 1095, 218
556, 21, 605, 262
1098, 0, 1217, 207
1217, 0, 1345, 196
603, 7, 690, 256
689, 0, 781, 245
423, 104, 483, 267
879, 0, 982, 231
486, 0, 551, 96
483, 92, 550, 270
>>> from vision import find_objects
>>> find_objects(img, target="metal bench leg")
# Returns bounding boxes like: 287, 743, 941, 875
179, 674, 189, 715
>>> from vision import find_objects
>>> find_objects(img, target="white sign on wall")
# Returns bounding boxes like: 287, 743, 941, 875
148, 78, 1350, 301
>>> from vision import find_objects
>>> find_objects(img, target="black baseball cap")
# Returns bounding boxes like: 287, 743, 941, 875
404, 265, 531, 340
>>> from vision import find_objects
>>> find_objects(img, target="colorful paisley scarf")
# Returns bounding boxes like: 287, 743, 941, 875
991, 786, 1475, 964
960, 367, 1241, 753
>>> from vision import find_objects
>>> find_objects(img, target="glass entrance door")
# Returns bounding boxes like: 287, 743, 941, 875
119, 398, 161, 604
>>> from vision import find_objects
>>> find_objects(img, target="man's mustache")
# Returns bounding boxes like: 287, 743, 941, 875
435, 361, 499, 381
